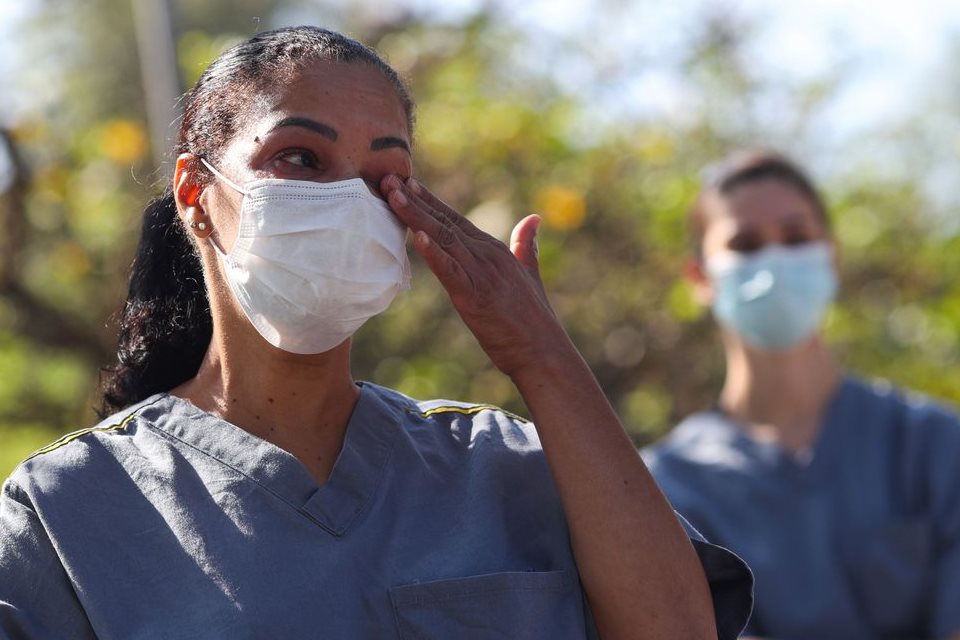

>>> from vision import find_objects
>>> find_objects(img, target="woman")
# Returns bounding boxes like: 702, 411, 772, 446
0, 27, 750, 639
643, 149, 960, 639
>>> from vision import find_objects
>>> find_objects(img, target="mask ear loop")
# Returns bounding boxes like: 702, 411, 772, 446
199, 157, 247, 195
197, 157, 246, 258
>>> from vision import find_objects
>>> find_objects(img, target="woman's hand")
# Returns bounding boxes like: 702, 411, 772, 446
380, 174, 570, 378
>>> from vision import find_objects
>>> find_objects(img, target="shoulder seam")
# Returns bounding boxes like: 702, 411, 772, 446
24, 411, 141, 463
419, 404, 530, 423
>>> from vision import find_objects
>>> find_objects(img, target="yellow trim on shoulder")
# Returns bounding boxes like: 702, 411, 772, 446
420, 404, 529, 423
421, 404, 495, 418
25, 412, 140, 462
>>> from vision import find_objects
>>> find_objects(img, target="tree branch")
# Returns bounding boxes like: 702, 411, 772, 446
0, 128, 111, 365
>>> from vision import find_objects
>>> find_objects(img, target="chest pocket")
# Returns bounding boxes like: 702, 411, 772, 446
843, 519, 933, 636
389, 570, 589, 640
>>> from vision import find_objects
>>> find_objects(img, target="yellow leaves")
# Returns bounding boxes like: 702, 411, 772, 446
535, 184, 586, 231
98, 119, 148, 164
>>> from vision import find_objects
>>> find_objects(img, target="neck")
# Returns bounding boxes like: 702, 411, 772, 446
172, 323, 360, 485
719, 332, 841, 451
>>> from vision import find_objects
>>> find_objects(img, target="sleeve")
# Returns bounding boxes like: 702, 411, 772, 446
933, 538, 960, 640
675, 511, 755, 640
925, 411, 960, 638
0, 477, 96, 640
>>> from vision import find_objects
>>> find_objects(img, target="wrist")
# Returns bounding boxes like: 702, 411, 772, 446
507, 332, 592, 392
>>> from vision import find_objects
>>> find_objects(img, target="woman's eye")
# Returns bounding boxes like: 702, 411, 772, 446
729, 237, 762, 254
783, 228, 816, 246
278, 150, 318, 168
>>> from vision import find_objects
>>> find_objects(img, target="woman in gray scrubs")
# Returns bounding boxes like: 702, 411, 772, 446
643, 149, 960, 640
0, 26, 751, 639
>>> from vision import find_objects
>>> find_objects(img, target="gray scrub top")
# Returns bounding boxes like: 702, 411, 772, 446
1, 382, 751, 640
643, 376, 960, 639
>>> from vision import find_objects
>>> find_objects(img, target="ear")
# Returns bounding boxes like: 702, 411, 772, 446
174, 153, 213, 239
684, 256, 714, 306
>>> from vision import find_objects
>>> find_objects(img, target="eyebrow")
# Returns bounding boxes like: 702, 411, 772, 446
269, 116, 410, 153
371, 136, 411, 153
780, 213, 814, 229
271, 116, 338, 140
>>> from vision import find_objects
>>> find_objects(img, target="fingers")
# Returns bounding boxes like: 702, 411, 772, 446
380, 175, 480, 291
382, 174, 548, 306
509, 214, 541, 275
407, 178, 483, 236
383, 178, 460, 253
381, 175, 482, 240
411, 229, 472, 294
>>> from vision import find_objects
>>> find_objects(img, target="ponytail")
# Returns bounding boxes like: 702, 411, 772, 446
99, 189, 211, 415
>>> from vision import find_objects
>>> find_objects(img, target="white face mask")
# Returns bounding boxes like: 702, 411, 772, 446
200, 159, 411, 355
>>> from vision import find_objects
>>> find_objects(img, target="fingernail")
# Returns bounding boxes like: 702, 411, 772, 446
407, 178, 422, 194
393, 190, 407, 206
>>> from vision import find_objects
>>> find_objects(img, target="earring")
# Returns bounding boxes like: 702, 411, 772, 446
188, 209, 211, 236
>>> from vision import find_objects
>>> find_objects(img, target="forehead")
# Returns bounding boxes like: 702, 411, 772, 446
705, 178, 822, 232
241, 60, 409, 139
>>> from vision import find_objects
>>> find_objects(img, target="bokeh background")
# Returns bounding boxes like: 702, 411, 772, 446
3, 0, 960, 478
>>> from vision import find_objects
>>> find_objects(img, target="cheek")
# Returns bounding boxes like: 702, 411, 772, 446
699, 210, 739, 254
700, 231, 731, 257
362, 160, 412, 198
205, 186, 244, 253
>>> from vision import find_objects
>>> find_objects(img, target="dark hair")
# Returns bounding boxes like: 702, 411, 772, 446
687, 149, 830, 256
99, 26, 415, 415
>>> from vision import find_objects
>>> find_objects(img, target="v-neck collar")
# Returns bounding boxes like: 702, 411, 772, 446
139, 382, 401, 537
705, 376, 855, 474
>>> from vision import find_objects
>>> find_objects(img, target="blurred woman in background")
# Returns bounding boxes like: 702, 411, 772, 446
643, 149, 960, 639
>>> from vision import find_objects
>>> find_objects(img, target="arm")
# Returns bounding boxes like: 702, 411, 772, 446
382, 176, 717, 640
0, 477, 96, 639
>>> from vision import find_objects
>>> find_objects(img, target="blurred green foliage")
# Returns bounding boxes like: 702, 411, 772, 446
3, 0, 960, 479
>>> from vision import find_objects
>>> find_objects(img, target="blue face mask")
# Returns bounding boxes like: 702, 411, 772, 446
705, 241, 837, 350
